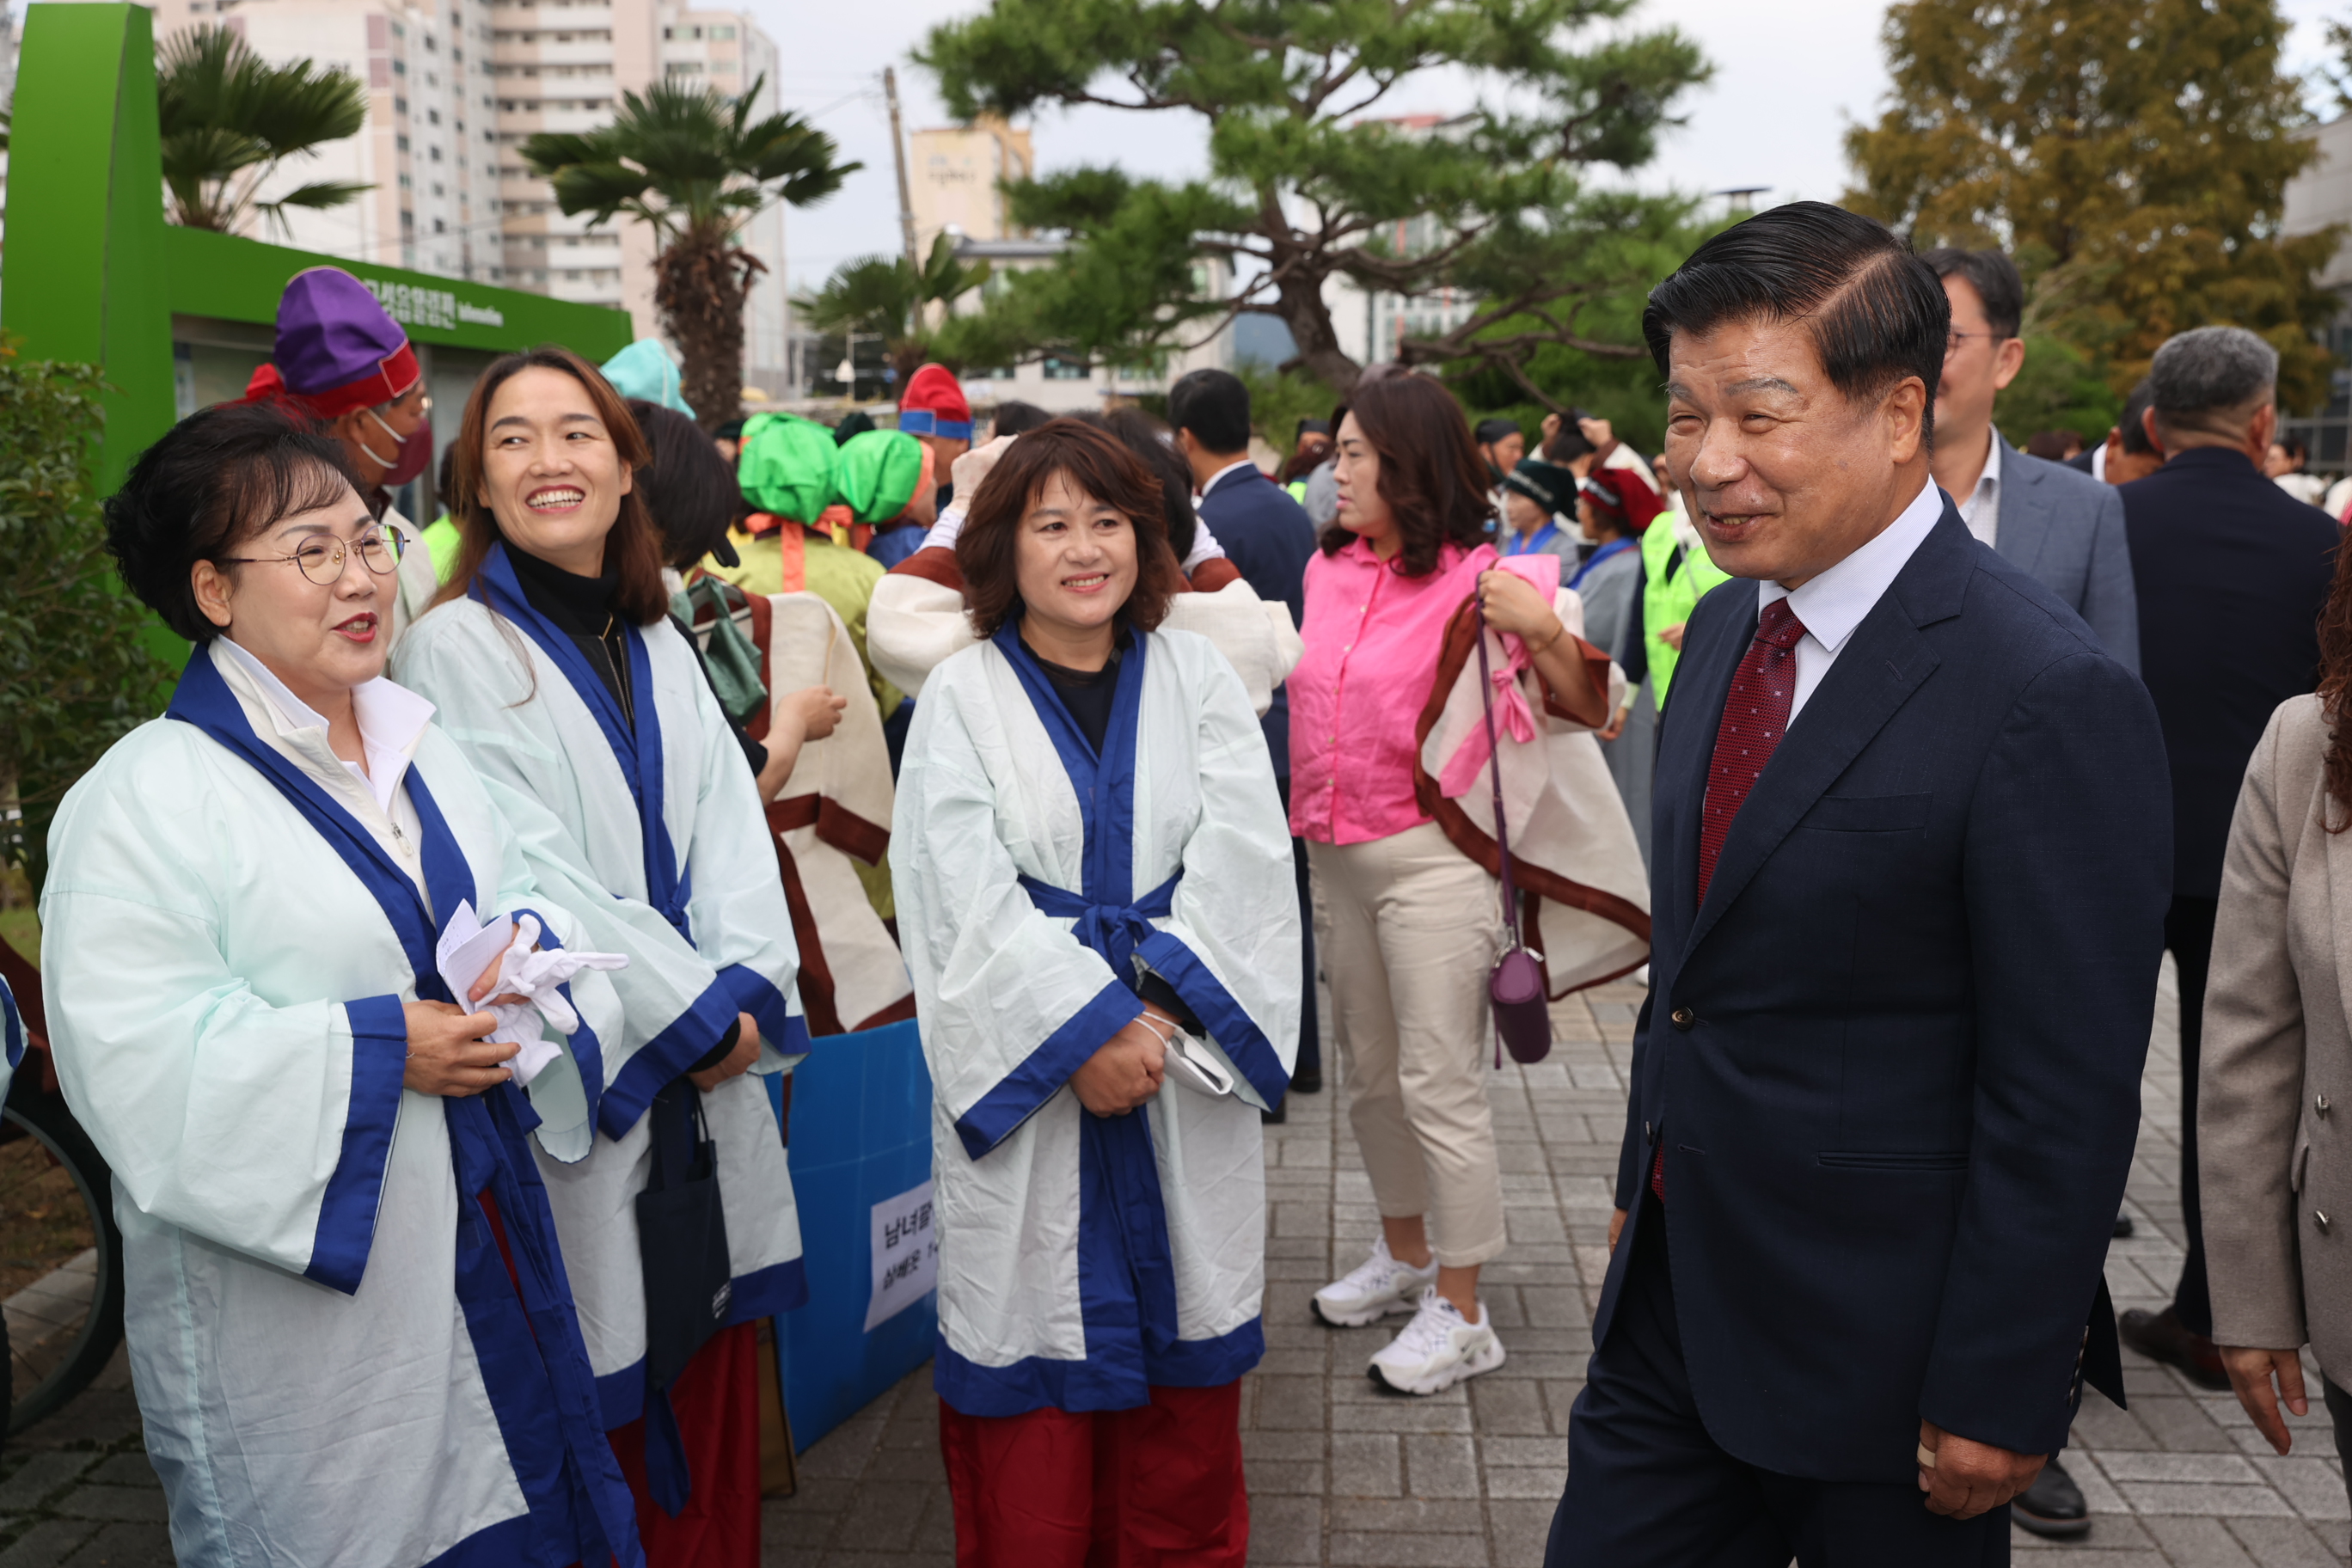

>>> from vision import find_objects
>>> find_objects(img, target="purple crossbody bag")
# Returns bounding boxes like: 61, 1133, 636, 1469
1474, 603, 1553, 1067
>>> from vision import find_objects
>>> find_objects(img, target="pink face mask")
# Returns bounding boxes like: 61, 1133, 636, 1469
360, 406, 434, 489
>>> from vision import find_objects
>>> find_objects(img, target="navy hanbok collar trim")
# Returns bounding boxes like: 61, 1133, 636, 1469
475, 542, 693, 935
166, 642, 643, 1566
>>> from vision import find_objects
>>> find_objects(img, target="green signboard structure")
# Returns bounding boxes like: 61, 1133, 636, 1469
1, 1, 634, 499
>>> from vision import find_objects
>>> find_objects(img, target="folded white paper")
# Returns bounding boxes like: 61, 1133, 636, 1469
1163, 1031, 1235, 1098
435, 903, 629, 1087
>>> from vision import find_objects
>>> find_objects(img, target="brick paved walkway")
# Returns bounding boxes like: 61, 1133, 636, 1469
6, 962, 2349, 1565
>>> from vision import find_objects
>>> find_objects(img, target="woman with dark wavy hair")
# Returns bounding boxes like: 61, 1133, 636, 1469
2199, 543, 2352, 1522
895, 418, 1300, 1568
1294, 371, 1646, 1396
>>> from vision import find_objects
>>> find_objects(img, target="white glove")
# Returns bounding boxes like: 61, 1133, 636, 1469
484, 915, 629, 1085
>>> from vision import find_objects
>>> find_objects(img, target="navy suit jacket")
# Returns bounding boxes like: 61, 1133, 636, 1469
1197, 463, 1317, 777
1606, 505, 2170, 1478
2121, 446, 2337, 898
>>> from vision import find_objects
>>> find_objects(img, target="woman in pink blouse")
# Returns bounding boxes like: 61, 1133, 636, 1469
1294, 372, 1612, 1394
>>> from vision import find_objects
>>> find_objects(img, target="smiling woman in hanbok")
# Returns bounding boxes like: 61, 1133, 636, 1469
893, 419, 1302, 1568
392, 348, 805, 1568
39, 401, 641, 1568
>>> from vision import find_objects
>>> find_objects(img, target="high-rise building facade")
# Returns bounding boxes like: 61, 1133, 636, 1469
908, 115, 1032, 250
3, 0, 794, 392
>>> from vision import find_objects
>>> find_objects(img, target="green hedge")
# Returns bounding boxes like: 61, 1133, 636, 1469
0, 338, 173, 897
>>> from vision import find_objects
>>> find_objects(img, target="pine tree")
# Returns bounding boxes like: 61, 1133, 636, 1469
917, 0, 1709, 399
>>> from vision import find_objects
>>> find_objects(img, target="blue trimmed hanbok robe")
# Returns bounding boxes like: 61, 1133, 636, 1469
894, 622, 1302, 1415
39, 640, 640, 1568
391, 543, 809, 1452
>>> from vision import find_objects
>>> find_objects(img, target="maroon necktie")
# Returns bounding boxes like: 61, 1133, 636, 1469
1695, 597, 1808, 907
1653, 597, 1807, 1205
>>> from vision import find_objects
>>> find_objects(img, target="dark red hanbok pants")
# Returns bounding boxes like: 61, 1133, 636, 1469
939, 1382, 1249, 1568
607, 1320, 762, 1568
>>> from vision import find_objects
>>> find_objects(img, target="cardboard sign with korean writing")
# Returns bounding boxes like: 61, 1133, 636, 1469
863, 1179, 938, 1332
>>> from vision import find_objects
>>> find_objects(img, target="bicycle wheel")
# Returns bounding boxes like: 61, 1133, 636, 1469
0, 1087, 126, 1434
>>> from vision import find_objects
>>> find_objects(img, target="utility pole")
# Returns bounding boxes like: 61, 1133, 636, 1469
884, 66, 920, 277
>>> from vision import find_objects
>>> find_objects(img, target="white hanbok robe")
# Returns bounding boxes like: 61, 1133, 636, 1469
867, 547, 1303, 719
679, 582, 914, 1032
39, 642, 640, 1568
391, 542, 809, 1449
894, 622, 1302, 1415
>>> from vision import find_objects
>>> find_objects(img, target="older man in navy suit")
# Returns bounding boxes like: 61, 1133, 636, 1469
1545, 203, 2171, 1565
2110, 327, 2338, 1402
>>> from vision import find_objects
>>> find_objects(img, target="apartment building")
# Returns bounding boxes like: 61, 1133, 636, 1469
1, 0, 792, 389
907, 114, 1032, 252
9, 0, 493, 280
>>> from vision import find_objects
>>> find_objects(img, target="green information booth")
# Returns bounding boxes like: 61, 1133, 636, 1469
1, 1, 632, 510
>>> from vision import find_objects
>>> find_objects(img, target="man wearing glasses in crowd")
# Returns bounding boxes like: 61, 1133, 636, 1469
1921, 248, 2139, 679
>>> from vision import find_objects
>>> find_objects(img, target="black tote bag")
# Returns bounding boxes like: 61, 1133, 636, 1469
635, 1079, 734, 1393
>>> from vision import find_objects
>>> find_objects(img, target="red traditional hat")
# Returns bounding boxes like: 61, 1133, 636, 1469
897, 364, 971, 441
1583, 465, 1666, 532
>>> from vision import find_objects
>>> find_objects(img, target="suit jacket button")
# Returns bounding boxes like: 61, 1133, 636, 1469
1671, 1008, 1694, 1031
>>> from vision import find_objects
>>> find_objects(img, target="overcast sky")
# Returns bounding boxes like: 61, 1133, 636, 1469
749, 0, 2352, 293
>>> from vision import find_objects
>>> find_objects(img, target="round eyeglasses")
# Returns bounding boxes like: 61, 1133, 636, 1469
218, 526, 407, 585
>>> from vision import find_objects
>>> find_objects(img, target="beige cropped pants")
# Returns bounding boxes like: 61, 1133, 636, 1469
1308, 822, 1507, 1268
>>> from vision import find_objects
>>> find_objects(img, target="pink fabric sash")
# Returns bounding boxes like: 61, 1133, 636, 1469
1436, 553, 1559, 799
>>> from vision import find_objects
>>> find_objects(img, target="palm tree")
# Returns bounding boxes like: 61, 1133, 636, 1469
522, 79, 859, 429
158, 27, 372, 239
794, 234, 992, 385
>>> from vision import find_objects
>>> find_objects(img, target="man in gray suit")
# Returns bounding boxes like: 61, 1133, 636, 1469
1920, 246, 2141, 1541
1924, 248, 2140, 674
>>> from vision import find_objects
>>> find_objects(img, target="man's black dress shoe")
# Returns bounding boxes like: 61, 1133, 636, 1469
1262, 1100, 1287, 1124
2118, 1305, 2232, 1390
1289, 1065, 1322, 1094
2114, 1211, 2135, 1238
2013, 1455, 2091, 1538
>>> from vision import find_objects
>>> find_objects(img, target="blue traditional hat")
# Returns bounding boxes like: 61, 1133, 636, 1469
601, 339, 696, 420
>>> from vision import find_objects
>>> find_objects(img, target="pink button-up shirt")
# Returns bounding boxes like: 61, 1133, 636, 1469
1289, 536, 1498, 844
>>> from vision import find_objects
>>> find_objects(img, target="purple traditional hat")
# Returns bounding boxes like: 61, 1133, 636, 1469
242, 266, 420, 417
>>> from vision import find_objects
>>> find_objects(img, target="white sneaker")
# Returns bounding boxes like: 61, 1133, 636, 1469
1367, 1289, 1506, 1395
1311, 1238, 1438, 1328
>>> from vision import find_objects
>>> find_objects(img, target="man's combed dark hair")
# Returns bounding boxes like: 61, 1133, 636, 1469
1643, 201, 1949, 452
989, 400, 1054, 438
957, 418, 1185, 640
432, 345, 669, 627
1920, 247, 2024, 341
1318, 370, 1494, 576
104, 400, 362, 643
1167, 369, 1253, 456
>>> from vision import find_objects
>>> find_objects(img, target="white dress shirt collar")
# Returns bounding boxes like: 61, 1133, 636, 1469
1200, 457, 1260, 500
212, 636, 436, 813
1954, 427, 2001, 548
1758, 479, 1945, 720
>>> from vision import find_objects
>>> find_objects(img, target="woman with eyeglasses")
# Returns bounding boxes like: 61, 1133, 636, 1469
394, 348, 806, 1568
40, 400, 643, 1567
